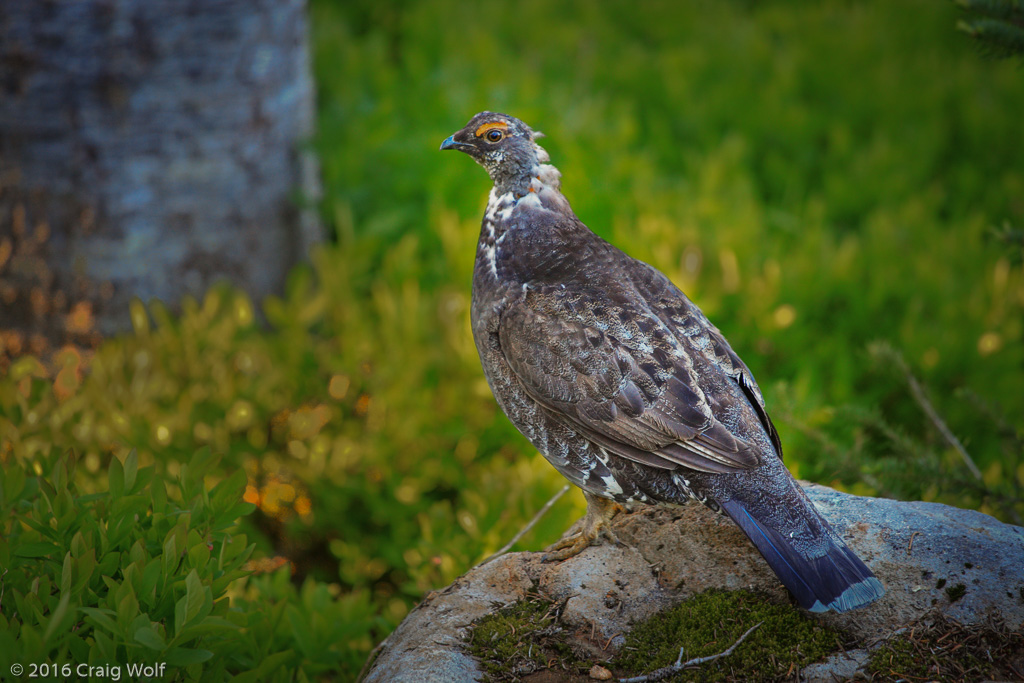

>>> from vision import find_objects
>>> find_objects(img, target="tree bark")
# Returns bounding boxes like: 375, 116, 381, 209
0, 0, 321, 344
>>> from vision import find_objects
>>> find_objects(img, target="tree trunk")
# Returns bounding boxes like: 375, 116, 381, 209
0, 0, 321, 347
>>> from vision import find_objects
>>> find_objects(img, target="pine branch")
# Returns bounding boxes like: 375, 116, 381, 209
955, 0, 1024, 59
956, 0, 1024, 21
869, 341, 1024, 526
958, 18, 1024, 57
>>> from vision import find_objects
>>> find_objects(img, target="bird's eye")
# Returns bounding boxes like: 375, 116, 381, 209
485, 129, 504, 143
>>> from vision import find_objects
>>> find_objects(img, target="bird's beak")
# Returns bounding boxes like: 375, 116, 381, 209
440, 134, 470, 151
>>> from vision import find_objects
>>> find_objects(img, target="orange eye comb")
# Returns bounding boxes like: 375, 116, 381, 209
474, 121, 509, 137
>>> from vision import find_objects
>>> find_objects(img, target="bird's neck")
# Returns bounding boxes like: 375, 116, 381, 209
487, 141, 562, 197
481, 158, 568, 242
476, 156, 591, 285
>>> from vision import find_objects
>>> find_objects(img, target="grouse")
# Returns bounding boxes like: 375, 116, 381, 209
440, 112, 885, 613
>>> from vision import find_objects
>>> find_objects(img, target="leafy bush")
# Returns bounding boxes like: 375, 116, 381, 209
0, 447, 259, 679
0, 447, 397, 680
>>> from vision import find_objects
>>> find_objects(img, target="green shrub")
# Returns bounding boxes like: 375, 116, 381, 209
0, 447, 400, 680
0, 448, 262, 679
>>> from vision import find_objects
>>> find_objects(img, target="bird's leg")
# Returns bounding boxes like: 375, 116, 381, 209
543, 490, 625, 561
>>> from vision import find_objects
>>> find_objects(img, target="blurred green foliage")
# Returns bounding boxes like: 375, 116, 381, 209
0, 447, 386, 680
1, 0, 1023, 679
311, 0, 1024, 517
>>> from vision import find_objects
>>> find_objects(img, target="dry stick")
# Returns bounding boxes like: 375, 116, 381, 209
618, 622, 763, 683
890, 346, 1023, 525
477, 484, 571, 567
899, 358, 983, 481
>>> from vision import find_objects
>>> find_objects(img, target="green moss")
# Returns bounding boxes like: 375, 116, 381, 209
867, 614, 1024, 681
868, 637, 920, 680
467, 589, 589, 681
612, 590, 843, 682
946, 583, 967, 602
467, 589, 845, 681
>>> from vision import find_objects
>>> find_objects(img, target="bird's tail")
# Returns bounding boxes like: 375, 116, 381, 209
719, 498, 884, 613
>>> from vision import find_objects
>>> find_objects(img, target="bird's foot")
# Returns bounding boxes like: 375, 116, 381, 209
543, 492, 625, 561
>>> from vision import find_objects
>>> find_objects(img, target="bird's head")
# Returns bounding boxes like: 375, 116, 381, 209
440, 112, 549, 188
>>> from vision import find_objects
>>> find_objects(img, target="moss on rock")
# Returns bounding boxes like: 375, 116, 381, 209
467, 588, 591, 681
945, 582, 967, 603
612, 589, 844, 682
467, 588, 847, 682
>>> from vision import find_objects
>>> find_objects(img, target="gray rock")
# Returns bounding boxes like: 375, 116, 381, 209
799, 649, 870, 681
364, 484, 1024, 682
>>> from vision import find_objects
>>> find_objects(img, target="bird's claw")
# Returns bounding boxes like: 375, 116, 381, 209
542, 492, 625, 562
543, 525, 621, 561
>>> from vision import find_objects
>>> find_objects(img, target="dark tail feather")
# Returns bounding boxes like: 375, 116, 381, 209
720, 499, 884, 613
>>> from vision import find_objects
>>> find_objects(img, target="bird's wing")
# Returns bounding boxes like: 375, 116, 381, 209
707, 328, 783, 461
498, 294, 762, 474
638, 264, 784, 461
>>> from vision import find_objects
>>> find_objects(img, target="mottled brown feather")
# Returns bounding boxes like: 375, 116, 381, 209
498, 299, 760, 473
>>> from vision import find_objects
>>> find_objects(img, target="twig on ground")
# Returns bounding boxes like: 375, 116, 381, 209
907, 530, 921, 555
618, 621, 762, 683
477, 484, 571, 567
